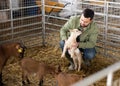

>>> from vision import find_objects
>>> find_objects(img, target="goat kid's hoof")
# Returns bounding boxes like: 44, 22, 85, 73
68, 65, 75, 71
0, 82, 5, 86
22, 81, 31, 86
22, 81, 26, 85
61, 56, 64, 58
61, 55, 65, 58
77, 69, 80, 72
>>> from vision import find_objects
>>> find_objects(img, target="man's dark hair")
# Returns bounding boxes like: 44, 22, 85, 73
82, 8, 94, 20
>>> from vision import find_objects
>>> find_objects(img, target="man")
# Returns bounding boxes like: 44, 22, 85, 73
59, 8, 99, 70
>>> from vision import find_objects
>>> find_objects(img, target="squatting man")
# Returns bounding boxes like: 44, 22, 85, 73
59, 8, 99, 70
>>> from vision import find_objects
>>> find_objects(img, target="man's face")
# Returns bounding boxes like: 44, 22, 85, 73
80, 14, 92, 27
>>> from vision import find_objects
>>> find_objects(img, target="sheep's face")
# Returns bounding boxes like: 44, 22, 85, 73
15, 43, 27, 58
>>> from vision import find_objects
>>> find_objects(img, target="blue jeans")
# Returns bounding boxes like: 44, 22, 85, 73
59, 40, 96, 64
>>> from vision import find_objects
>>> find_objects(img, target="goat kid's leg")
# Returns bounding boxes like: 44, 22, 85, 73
70, 48, 76, 58
77, 56, 82, 71
38, 76, 44, 86
26, 78, 30, 84
22, 72, 30, 85
61, 45, 67, 58
0, 73, 4, 86
39, 79, 43, 86
72, 58, 77, 70
69, 48, 78, 70
22, 77, 30, 85
22, 74, 26, 85
76, 49, 82, 71
55, 81, 58, 86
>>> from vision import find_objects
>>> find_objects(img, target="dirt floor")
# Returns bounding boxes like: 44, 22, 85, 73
2, 45, 120, 86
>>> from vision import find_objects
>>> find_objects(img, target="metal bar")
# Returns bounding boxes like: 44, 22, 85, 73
72, 61, 120, 86
11, 5, 41, 10
104, 1, 109, 56
12, 14, 42, 21
9, 0, 14, 40
12, 22, 42, 30
46, 27, 59, 32
107, 72, 113, 86
45, 22, 63, 27
45, 15, 69, 20
41, 0, 46, 46
13, 32, 42, 40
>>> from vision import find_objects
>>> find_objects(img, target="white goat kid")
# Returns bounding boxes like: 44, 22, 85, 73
61, 29, 82, 71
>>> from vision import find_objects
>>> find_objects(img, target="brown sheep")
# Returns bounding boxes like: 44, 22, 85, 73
0, 42, 26, 85
20, 57, 56, 86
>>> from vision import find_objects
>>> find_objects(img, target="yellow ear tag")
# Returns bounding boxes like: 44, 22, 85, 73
18, 49, 22, 53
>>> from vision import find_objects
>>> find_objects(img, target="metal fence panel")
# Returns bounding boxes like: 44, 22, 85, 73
0, 0, 42, 47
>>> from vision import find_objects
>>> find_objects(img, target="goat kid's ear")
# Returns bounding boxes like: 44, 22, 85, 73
15, 45, 23, 53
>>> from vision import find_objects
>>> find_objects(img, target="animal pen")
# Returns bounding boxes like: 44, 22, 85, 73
0, 0, 120, 86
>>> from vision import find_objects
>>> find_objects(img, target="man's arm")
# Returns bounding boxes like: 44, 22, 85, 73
60, 16, 77, 40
